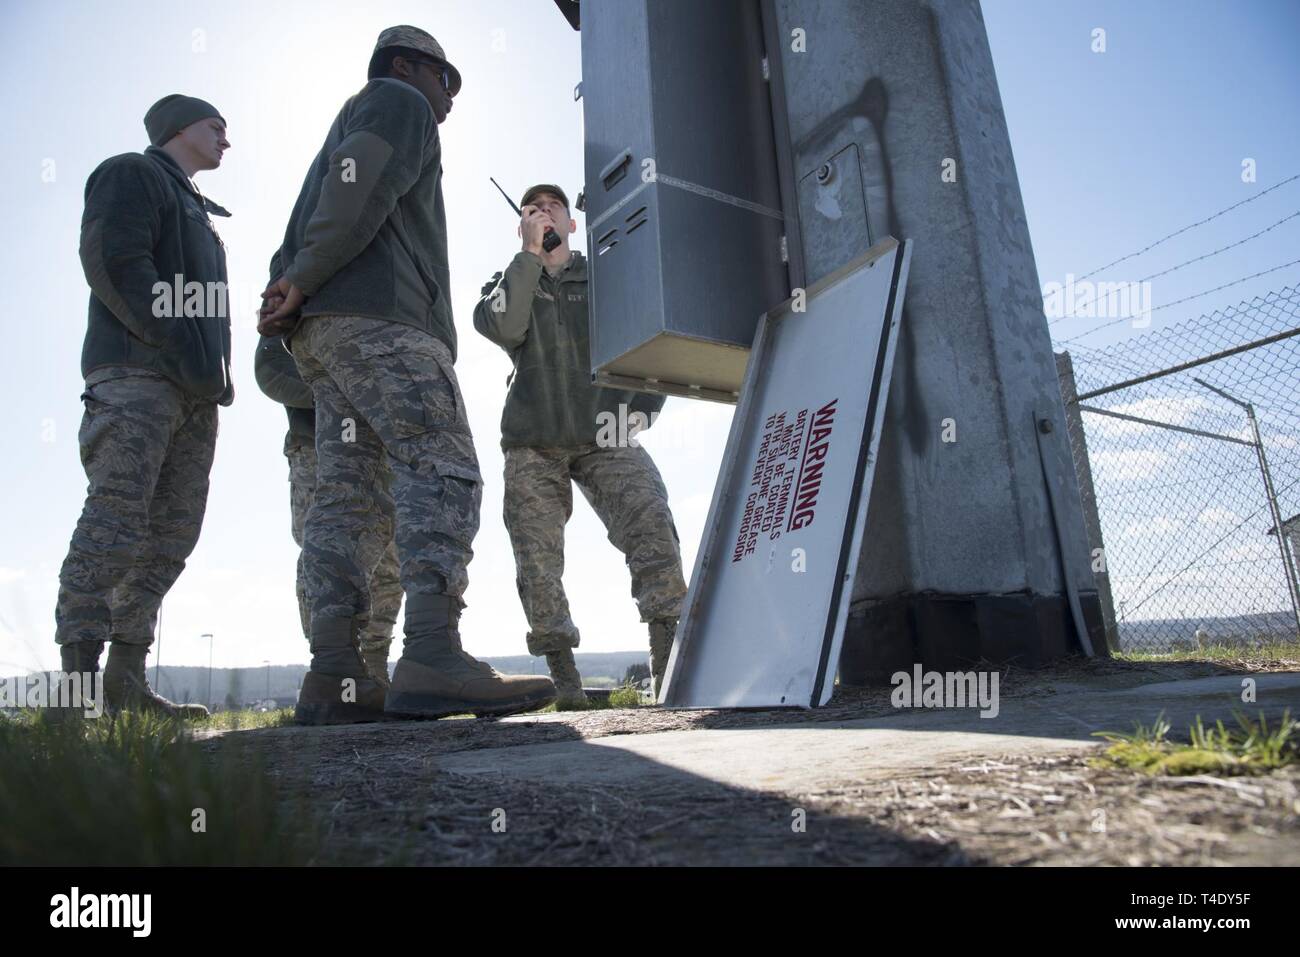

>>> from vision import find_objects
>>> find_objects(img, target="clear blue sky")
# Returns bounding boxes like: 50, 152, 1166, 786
0, 0, 1296, 671
984, 0, 1300, 346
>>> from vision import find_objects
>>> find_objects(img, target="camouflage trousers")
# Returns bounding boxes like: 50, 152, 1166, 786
286, 439, 402, 655
55, 368, 218, 647
290, 315, 482, 626
503, 444, 687, 655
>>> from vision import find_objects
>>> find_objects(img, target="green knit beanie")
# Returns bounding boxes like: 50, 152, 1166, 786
144, 94, 225, 147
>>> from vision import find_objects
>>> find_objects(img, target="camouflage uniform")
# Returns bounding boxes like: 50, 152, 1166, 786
285, 438, 402, 655
289, 315, 482, 625
474, 246, 685, 658
55, 367, 218, 646
504, 443, 687, 655
59, 134, 231, 661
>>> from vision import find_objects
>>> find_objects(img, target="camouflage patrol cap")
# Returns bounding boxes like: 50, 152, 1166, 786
521, 183, 570, 211
368, 25, 462, 95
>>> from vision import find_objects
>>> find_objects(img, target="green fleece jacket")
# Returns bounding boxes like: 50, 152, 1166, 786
275, 78, 456, 357
473, 250, 664, 449
79, 145, 233, 404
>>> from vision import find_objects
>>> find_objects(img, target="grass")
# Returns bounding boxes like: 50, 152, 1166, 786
0, 709, 336, 865
1091, 709, 1299, 776
607, 684, 647, 708
1116, 641, 1300, 663
539, 682, 649, 713
193, 707, 296, 731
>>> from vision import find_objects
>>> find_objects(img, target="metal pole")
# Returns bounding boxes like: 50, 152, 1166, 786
1077, 325, 1300, 401
1057, 352, 1120, 653
1195, 379, 1300, 637
154, 604, 163, 691
1247, 407, 1300, 639
203, 632, 214, 709
1077, 404, 1257, 447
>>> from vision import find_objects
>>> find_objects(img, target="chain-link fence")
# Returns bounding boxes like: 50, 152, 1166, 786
1059, 285, 1300, 653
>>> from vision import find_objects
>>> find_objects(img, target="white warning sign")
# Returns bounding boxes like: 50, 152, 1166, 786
732, 400, 839, 564
662, 238, 911, 709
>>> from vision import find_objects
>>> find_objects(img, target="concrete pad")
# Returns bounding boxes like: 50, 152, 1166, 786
1102, 672, 1299, 699
437, 673, 1300, 794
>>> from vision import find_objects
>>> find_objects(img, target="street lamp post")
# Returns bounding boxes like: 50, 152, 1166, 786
264, 659, 271, 702
154, 604, 164, 693
203, 633, 214, 709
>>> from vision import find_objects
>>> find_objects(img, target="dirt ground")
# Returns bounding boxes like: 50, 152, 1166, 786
205, 656, 1300, 865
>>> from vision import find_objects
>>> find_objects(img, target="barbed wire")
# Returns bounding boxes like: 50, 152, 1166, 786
1049, 209, 1300, 325
1073, 172, 1300, 282
1057, 260, 1300, 345
1067, 286, 1300, 388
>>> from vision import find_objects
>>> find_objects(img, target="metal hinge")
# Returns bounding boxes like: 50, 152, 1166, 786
779, 234, 788, 263
761, 56, 770, 81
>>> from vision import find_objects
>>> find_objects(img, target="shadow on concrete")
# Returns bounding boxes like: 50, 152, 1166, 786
204, 666, 1299, 865
210, 709, 979, 865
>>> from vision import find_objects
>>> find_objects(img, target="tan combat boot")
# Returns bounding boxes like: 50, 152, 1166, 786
545, 647, 589, 711
648, 618, 678, 699
294, 670, 389, 725
386, 595, 556, 719
46, 640, 104, 724
295, 616, 389, 725
360, 639, 392, 691
103, 642, 209, 720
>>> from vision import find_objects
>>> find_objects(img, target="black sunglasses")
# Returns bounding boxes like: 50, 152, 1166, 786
406, 57, 454, 96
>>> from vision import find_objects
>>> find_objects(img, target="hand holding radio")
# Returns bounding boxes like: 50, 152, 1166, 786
491, 176, 563, 254
520, 204, 558, 256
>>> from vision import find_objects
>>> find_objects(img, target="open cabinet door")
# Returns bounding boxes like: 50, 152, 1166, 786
661, 237, 911, 709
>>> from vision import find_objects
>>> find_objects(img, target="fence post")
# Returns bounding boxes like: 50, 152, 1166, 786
1057, 351, 1121, 651
1195, 378, 1300, 639
1247, 406, 1300, 640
